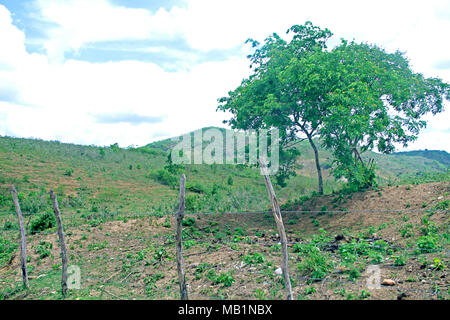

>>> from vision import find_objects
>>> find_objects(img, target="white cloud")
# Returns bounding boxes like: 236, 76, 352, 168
0, 1, 449, 151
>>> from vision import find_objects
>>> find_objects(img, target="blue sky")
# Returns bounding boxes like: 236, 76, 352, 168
0, 0, 449, 151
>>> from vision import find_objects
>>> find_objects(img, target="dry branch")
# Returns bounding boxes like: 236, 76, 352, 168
50, 190, 68, 296
10, 186, 29, 288
259, 159, 293, 300
175, 174, 188, 300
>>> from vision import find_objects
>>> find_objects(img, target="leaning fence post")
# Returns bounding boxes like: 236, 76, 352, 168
49, 190, 68, 296
10, 186, 29, 288
259, 158, 293, 300
175, 174, 188, 300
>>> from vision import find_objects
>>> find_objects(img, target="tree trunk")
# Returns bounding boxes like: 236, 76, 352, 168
49, 190, 68, 296
307, 136, 324, 195
259, 158, 293, 300
175, 174, 188, 300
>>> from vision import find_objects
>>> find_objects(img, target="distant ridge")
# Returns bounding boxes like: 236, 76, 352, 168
393, 150, 450, 167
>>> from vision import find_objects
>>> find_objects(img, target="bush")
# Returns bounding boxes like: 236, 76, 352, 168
34, 240, 53, 259
181, 217, 196, 227
150, 169, 178, 188
297, 245, 333, 280
243, 252, 266, 265
29, 212, 56, 234
186, 181, 208, 194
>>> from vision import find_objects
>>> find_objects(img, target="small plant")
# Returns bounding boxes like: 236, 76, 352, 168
254, 289, 267, 300
34, 240, 52, 259
64, 168, 74, 176
195, 263, 213, 279
144, 273, 165, 297
297, 246, 333, 280
207, 270, 234, 287
432, 258, 445, 271
416, 235, 438, 254
0, 238, 17, 267
182, 217, 196, 227
305, 287, 316, 295
153, 247, 168, 262
392, 255, 407, 266
243, 252, 266, 265
163, 217, 171, 228
359, 290, 371, 299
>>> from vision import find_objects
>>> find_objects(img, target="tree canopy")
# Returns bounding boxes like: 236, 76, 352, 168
218, 22, 449, 191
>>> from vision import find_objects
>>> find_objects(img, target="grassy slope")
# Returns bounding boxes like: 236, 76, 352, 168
0, 130, 448, 300
0, 129, 449, 215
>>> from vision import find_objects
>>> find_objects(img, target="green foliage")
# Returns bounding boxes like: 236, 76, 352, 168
144, 273, 165, 297
29, 212, 56, 234
181, 217, 196, 227
296, 245, 333, 280
63, 168, 74, 176
34, 240, 53, 259
207, 270, 235, 287
0, 238, 17, 267
243, 252, 266, 265
219, 21, 449, 193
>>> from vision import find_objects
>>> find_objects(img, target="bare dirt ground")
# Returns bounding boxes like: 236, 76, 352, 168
1, 182, 448, 300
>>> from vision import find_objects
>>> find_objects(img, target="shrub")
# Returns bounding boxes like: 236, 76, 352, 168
29, 212, 56, 234
64, 168, 74, 176
150, 169, 178, 188
243, 252, 266, 265
34, 241, 52, 259
182, 217, 196, 227
416, 235, 438, 254
297, 246, 333, 280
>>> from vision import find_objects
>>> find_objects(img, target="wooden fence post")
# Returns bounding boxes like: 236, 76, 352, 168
49, 190, 68, 296
259, 158, 293, 300
175, 174, 188, 300
10, 186, 29, 288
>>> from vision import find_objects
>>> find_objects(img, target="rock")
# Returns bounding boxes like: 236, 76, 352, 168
274, 268, 283, 275
381, 279, 396, 286
336, 266, 348, 273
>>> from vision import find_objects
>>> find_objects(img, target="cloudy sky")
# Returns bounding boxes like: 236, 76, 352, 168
0, 0, 449, 151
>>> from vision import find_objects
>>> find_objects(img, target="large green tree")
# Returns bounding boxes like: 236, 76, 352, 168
218, 22, 449, 192
218, 22, 333, 193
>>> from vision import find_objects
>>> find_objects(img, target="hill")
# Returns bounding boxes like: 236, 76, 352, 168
0, 131, 448, 300
0, 129, 448, 216
393, 150, 450, 167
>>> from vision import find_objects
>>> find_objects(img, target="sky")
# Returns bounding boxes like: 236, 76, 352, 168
0, 0, 449, 151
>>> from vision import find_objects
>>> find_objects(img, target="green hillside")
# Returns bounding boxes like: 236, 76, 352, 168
0, 129, 448, 216
393, 150, 450, 167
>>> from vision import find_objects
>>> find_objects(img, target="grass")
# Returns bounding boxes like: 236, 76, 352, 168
0, 132, 449, 300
